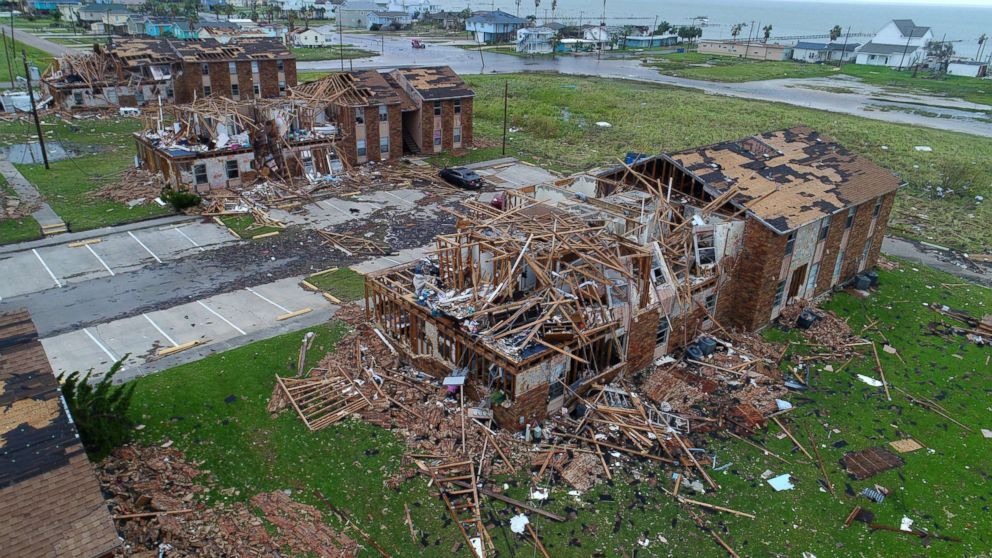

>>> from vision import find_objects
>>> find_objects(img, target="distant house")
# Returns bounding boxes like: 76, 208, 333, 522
80, 3, 132, 34
791, 41, 860, 63
947, 60, 988, 78
57, 1, 82, 21
386, 0, 439, 17
337, 1, 381, 28
368, 10, 412, 29
855, 19, 933, 68
145, 16, 195, 39
423, 10, 461, 30
582, 25, 623, 47
698, 39, 792, 61
516, 26, 554, 54
465, 10, 528, 44
290, 27, 327, 47
556, 38, 597, 53
31, 0, 78, 15
624, 33, 679, 49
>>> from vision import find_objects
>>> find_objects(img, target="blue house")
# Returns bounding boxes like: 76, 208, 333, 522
465, 10, 528, 44
32, 0, 78, 14
145, 16, 195, 38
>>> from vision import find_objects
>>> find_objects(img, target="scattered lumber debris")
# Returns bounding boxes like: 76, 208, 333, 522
840, 446, 904, 480
319, 229, 392, 255
94, 167, 164, 205
926, 303, 992, 346
99, 445, 357, 556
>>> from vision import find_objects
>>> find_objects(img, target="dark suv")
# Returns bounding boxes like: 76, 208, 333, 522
439, 167, 484, 190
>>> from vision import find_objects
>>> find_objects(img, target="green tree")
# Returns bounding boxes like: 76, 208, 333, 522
654, 20, 671, 35
60, 358, 136, 461
829, 24, 842, 42
925, 39, 955, 75
730, 22, 746, 40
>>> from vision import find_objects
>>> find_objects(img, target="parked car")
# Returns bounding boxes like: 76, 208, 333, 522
411, 39, 426, 49
439, 167, 484, 190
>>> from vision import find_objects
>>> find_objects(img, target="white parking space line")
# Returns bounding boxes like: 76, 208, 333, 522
318, 199, 348, 215
384, 257, 403, 265
32, 248, 62, 288
383, 191, 416, 206
85, 244, 115, 276
246, 287, 292, 313
129, 231, 163, 263
197, 300, 247, 335
174, 226, 206, 251
143, 314, 178, 346
83, 327, 122, 366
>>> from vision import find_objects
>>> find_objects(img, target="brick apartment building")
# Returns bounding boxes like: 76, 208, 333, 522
43, 37, 297, 111
365, 127, 901, 427
326, 66, 474, 167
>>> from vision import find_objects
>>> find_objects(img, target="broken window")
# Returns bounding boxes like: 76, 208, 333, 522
773, 280, 786, 307
277, 60, 284, 72
201, 63, 209, 75
433, 100, 441, 116
454, 99, 461, 114
784, 231, 796, 256
251, 61, 259, 73
378, 104, 388, 122
818, 217, 830, 241
845, 207, 857, 229
693, 230, 716, 266
832, 248, 846, 284
225, 159, 239, 180
433, 129, 442, 147
805, 262, 820, 294
72, 90, 83, 104
203, 85, 212, 97
454, 127, 462, 144
355, 108, 365, 125
193, 164, 207, 185
357, 139, 367, 157
253, 83, 260, 97
656, 315, 670, 345
228, 62, 237, 74
278, 81, 286, 95
231, 83, 239, 98
872, 197, 883, 217
380, 136, 389, 157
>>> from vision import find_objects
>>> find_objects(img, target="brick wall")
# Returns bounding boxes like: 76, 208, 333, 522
236, 61, 253, 99
363, 105, 381, 161
420, 101, 435, 154
334, 104, 358, 167
718, 218, 789, 331
865, 192, 896, 268
173, 62, 202, 103
283, 58, 298, 88
626, 308, 659, 373
493, 382, 549, 430
258, 60, 281, 98
461, 98, 474, 147
669, 305, 707, 351
441, 100, 454, 150
840, 203, 873, 280
388, 105, 403, 159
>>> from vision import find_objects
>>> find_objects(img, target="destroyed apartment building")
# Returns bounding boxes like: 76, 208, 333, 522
330, 66, 474, 167
365, 127, 901, 426
42, 37, 297, 112
133, 73, 373, 192
0, 309, 120, 557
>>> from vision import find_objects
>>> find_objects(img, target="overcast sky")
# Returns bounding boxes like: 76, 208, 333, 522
784, 0, 991, 4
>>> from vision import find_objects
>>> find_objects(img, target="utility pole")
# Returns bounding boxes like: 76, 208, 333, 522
743, 20, 754, 60
22, 50, 49, 170
898, 25, 915, 71
839, 25, 851, 67
9, 11, 16, 80
338, 16, 344, 71
1, 30, 13, 86
501, 81, 508, 156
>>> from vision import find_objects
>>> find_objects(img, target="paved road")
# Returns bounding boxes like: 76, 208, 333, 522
6, 26, 73, 56
301, 34, 992, 138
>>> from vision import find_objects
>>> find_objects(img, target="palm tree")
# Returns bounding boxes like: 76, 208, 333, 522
977, 33, 987, 61
551, 0, 557, 25
762, 24, 772, 43
730, 22, 745, 41
829, 25, 842, 42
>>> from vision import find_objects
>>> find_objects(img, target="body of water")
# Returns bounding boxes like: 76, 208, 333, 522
437, 0, 992, 60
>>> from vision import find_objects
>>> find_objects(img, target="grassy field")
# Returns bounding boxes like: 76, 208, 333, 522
644, 51, 840, 82
463, 73, 992, 253
124, 259, 992, 557
0, 174, 42, 245
297, 69, 332, 82
8, 117, 170, 232
291, 44, 379, 61
305, 267, 366, 302
0, 38, 55, 83
839, 64, 992, 106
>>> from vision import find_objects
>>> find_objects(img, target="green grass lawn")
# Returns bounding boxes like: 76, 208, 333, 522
0, 116, 143, 148
291, 44, 379, 61
218, 214, 282, 239
840, 64, 992, 106
297, 69, 332, 82
464, 73, 992, 253
0, 38, 55, 83
0, 174, 42, 245
306, 267, 366, 302
122, 259, 992, 557
644, 51, 840, 82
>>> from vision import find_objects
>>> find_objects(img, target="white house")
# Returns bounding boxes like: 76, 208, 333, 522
386, 0, 438, 17
290, 27, 326, 47
791, 41, 861, 63
368, 10, 412, 29
582, 25, 623, 48
465, 10, 529, 44
516, 27, 554, 54
855, 19, 934, 68
947, 60, 988, 78
337, 1, 382, 28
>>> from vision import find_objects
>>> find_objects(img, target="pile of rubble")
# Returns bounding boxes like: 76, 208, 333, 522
99, 446, 357, 557
94, 167, 164, 205
779, 302, 856, 351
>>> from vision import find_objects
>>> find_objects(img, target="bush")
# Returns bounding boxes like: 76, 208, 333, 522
161, 188, 202, 212
60, 358, 136, 461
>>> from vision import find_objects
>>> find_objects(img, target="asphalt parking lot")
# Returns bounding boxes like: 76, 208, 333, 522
0, 221, 234, 301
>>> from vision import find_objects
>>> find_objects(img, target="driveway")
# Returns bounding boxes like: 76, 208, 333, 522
301, 34, 992, 138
